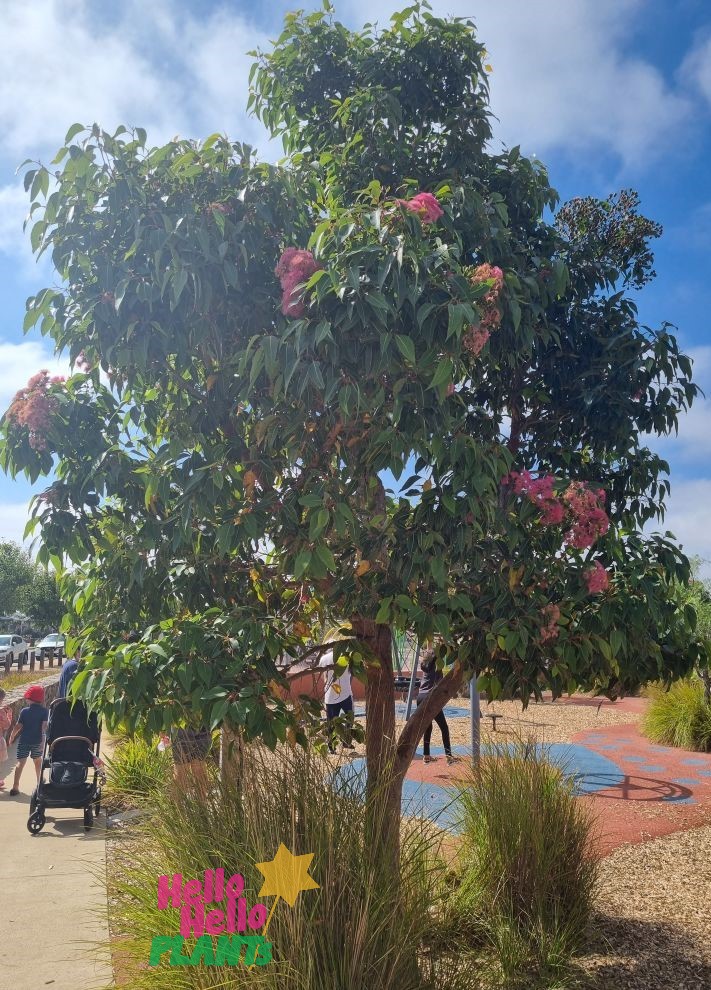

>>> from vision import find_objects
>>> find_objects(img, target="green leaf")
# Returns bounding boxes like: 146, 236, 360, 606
375, 597, 393, 624
395, 335, 416, 365
64, 123, 85, 143
314, 542, 337, 572
429, 357, 453, 390
171, 268, 188, 308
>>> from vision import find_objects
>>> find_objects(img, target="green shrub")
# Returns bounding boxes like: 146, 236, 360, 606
110, 747, 477, 990
449, 742, 598, 988
642, 678, 711, 752
105, 737, 172, 806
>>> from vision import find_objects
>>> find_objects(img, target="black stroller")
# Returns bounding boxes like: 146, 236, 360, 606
28, 697, 103, 835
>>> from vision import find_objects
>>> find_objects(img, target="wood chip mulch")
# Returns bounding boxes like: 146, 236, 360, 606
580, 823, 711, 989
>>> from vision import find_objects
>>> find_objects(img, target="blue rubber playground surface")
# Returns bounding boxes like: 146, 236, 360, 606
333, 742, 629, 835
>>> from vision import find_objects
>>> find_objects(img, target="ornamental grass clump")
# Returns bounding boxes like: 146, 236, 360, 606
105, 737, 173, 808
449, 742, 598, 988
642, 678, 711, 752
110, 747, 474, 990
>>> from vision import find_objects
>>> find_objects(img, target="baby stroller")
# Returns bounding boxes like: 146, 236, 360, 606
28, 697, 103, 835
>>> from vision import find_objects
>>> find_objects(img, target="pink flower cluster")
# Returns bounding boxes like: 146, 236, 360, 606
275, 248, 321, 317
75, 351, 94, 372
463, 326, 490, 357
540, 603, 560, 643
584, 560, 610, 594
503, 470, 565, 525
503, 473, 609, 550
397, 191, 443, 224
463, 263, 504, 356
563, 482, 609, 549
5, 370, 63, 451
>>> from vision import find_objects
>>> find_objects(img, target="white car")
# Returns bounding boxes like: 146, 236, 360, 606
35, 633, 65, 658
0, 634, 29, 666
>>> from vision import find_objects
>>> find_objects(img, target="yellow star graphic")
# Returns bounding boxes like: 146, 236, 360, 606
255, 843, 320, 907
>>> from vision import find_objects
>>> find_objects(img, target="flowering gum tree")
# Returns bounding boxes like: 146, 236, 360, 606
0, 4, 704, 863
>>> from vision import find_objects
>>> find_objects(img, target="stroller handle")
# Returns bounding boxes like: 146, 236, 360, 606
49, 735, 95, 753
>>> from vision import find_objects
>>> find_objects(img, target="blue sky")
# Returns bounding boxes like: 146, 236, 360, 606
0, 0, 710, 568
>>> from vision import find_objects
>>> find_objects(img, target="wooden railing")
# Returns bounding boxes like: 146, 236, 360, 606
1, 648, 66, 676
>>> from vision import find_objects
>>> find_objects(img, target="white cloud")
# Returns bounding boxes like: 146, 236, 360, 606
681, 32, 711, 106
0, 500, 33, 548
648, 343, 711, 463
657, 479, 711, 579
0, 340, 69, 413
340, 0, 693, 167
0, 183, 28, 256
0, 0, 270, 164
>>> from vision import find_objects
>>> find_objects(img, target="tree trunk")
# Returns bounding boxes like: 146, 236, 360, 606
220, 725, 243, 792
699, 667, 711, 706
352, 619, 467, 871
351, 617, 402, 869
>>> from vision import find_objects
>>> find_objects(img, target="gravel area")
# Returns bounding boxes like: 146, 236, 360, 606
581, 824, 711, 989
329, 697, 642, 759
394, 698, 641, 751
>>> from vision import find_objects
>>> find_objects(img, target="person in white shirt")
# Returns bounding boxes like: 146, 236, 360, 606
319, 648, 355, 753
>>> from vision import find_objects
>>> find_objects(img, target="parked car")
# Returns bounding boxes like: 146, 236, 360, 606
0, 634, 29, 667
35, 633, 65, 658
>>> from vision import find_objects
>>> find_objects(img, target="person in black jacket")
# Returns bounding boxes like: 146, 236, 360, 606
416, 649, 456, 765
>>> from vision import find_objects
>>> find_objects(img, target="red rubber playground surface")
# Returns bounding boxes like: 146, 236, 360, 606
399, 709, 711, 856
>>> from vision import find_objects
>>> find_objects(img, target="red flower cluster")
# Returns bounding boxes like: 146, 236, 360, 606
540, 603, 560, 643
397, 191, 443, 224
463, 263, 504, 356
584, 560, 610, 594
275, 248, 321, 317
5, 370, 63, 451
563, 482, 609, 549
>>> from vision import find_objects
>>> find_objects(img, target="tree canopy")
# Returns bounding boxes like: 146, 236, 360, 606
0, 540, 64, 629
0, 2, 703, 850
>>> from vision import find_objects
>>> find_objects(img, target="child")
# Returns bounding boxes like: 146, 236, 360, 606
319, 648, 355, 753
0, 687, 11, 790
417, 649, 457, 765
8, 684, 48, 796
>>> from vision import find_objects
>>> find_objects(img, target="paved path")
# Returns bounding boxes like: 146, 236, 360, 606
0, 736, 113, 990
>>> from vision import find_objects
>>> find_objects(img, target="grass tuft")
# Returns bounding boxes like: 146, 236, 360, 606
449, 741, 598, 988
110, 746, 478, 990
642, 678, 711, 752
105, 737, 172, 809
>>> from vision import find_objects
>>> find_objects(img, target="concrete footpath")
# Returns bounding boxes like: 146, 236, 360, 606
1, 731, 114, 989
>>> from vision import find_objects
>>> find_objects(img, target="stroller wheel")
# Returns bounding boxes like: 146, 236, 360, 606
28, 809, 45, 835
84, 806, 94, 830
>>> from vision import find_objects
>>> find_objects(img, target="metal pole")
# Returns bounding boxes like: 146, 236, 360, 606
404, 642, 421, 720
470, 676, 481, 766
